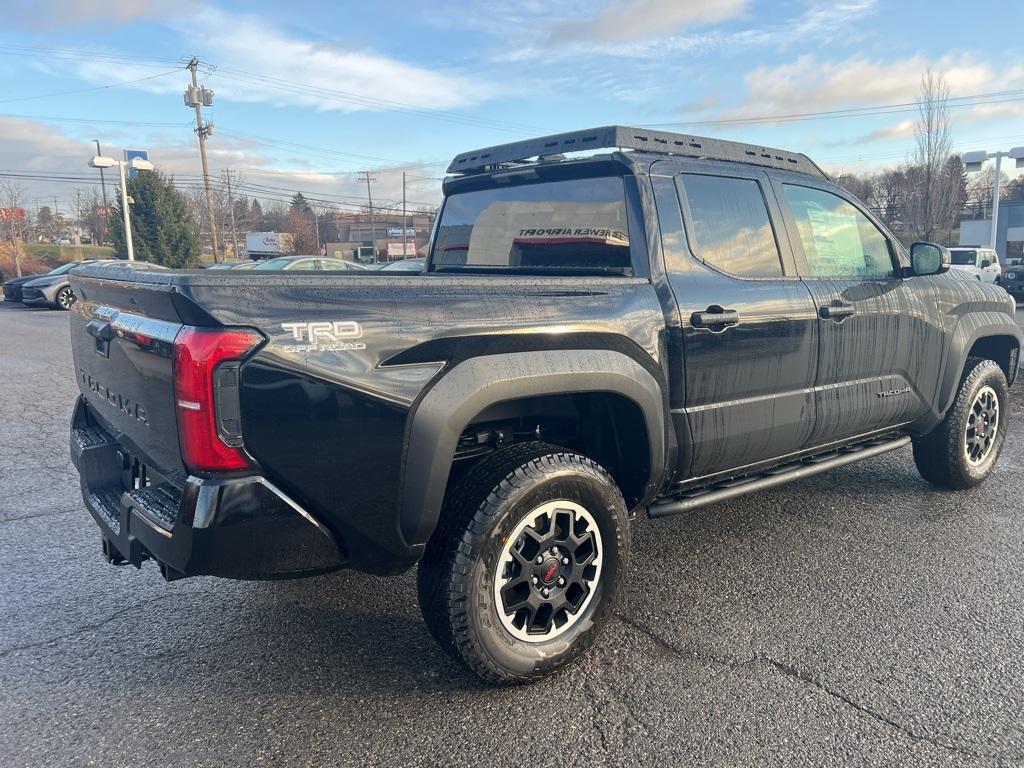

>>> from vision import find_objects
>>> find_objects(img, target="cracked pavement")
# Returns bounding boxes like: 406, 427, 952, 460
1, 300, 1023, 767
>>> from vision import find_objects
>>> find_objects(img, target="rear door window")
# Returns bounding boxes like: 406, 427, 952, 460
679, 174, 784, 277
431, 177, 633, 274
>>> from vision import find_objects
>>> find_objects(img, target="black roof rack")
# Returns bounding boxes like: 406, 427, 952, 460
447, 125, 827, 179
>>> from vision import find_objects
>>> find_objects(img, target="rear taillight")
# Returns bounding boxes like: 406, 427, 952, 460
173, 327, 263, 472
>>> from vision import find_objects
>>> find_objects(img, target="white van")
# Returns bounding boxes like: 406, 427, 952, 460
948, 247, 1002, 284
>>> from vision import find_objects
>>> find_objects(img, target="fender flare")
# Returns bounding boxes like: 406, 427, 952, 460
935, 312, 1022, 417
399, 349, 666, 546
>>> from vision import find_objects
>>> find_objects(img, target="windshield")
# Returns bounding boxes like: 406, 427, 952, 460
380, 258, 424, 271
48, 262, 80, 276
252, 257, 296, 271
950, 250, 977, 266
431, 177, 632, 275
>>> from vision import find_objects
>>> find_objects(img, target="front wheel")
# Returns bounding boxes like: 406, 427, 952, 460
417, 442, 629, 684
55, 286, 75, 310
913, 357, 1009, 489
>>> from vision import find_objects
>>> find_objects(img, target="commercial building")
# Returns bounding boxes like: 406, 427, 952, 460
959, 199, 1024, 263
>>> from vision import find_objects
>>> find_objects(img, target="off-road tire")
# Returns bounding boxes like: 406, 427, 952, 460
417, 442, 629, 685
912, 357, 1009, 489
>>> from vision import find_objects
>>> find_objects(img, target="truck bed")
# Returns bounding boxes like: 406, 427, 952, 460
67, 263, 666, 576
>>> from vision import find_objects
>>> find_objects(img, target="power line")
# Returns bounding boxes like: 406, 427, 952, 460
0, 43, 192, 68
0, 111, 190, 127
213, 69, 542, 135
217, 128, 448, 170
0, 68, 183, 105
645, 89, 1024, 129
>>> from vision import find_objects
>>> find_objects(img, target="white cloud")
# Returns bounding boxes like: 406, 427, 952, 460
723, 54, 994, 121
550, 0, 749, 43
0, 115, 442, 210
842, 119, 917, 146
35, 4, 490, 115
485, 0, 876, 63
10, 0, 183, 27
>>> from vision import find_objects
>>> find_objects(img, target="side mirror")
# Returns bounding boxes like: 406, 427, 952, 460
910, 242, 950, 276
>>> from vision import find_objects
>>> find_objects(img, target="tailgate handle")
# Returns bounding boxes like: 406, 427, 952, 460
86, 319, 115, 342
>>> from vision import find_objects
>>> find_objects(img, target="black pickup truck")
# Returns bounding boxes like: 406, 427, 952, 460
68, 126, 1021, 684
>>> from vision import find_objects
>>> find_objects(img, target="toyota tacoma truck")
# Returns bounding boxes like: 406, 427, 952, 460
68, 126, 1021, 684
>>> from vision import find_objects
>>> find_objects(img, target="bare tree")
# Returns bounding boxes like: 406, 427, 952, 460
870, 168, 907, 231
833, 173, 875, 206
905, 69, 953, 241
0, 178, 28, 277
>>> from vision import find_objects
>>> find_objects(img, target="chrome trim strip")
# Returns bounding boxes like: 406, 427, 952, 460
188, 474, 333, 540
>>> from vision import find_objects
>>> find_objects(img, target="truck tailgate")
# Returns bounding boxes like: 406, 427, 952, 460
70, 273, 187, 483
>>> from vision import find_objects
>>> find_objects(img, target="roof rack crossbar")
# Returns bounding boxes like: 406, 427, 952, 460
446, 125, 827, 179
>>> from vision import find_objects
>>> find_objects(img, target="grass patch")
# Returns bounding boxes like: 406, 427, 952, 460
26, 244, 115, 265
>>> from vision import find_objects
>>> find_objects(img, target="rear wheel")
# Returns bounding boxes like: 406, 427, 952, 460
55, 286, 74, 310
913, 357, 1008, 489
417, 442, 629, 684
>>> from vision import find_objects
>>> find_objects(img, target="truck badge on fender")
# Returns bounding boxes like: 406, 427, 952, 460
877, 387, 912, 398
280, 321, 367, 352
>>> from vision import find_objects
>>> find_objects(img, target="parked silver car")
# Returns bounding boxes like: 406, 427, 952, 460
21, 260, 166, 310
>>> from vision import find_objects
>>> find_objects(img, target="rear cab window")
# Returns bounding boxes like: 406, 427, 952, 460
678, 174, 784, 278
950, 249, 978, 266
429, 177, 635, 276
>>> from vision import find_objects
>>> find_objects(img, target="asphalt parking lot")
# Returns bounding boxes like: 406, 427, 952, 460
1, 300, 1023, 767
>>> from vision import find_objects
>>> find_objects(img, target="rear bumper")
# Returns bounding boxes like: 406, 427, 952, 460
71, 397, 346, 580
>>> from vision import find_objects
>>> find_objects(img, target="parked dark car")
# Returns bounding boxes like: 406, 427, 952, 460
1002, 263, 1024, 301
67, 126, 1021, 684
3, 262, 78, 303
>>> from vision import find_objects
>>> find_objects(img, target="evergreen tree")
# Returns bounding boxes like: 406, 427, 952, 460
1006, 176, 1024, 202
289, 192, 311, 213
108, 170, 200, 267
250, 198, 264, 229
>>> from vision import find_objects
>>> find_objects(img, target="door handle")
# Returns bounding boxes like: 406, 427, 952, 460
819, 304, 855, 321
691, 307, 740, 329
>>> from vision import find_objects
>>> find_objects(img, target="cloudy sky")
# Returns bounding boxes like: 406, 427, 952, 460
1, 0, 1022, 214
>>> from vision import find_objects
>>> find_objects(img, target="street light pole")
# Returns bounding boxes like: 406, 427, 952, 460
117, 160, 135, 261
90, 155, 154, 262
93, 140, 108, 240
990, 153, 1003, 251
963, 147, 1024, 252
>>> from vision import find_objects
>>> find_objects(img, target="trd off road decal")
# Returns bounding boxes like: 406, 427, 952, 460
280, 321, 367, 352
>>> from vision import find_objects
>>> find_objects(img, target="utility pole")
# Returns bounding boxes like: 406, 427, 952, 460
312, 206, 321, 254
223, 169, 240, 259
93, 139, 108, 243
184, 57, 220, 262
402, 171, 408, 258
358, 171, 377, 262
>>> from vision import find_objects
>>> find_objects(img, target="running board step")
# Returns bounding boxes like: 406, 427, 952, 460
648, 435, 911, 518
